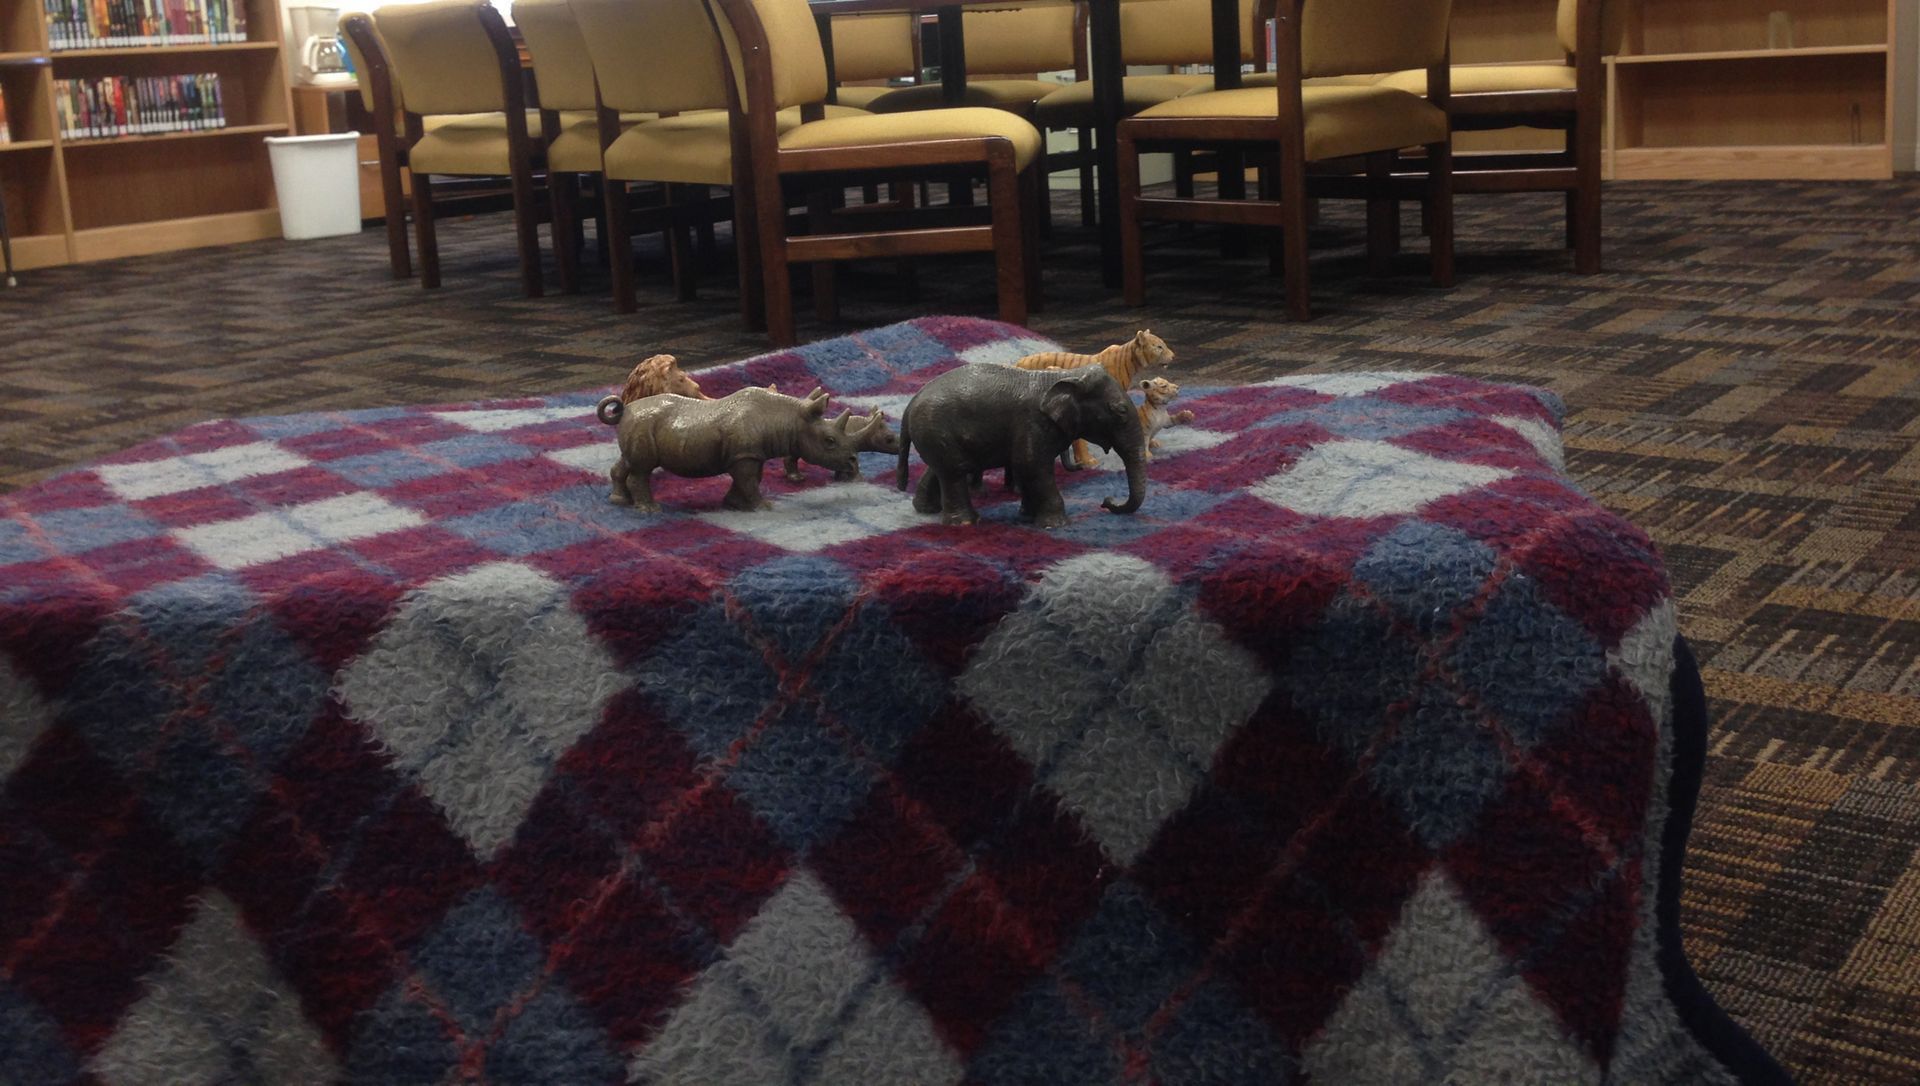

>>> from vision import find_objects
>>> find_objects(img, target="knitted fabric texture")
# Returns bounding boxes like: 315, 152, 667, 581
0, 317, 1780, 1084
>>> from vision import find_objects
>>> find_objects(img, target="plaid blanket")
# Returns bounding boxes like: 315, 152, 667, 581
0, 317, 1783, 1084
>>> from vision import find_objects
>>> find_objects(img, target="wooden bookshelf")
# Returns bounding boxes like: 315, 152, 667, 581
0, 0, 291, 269
1439, 0, 1895, 180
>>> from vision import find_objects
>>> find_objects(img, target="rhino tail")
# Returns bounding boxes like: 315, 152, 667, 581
596, 395, 625, 426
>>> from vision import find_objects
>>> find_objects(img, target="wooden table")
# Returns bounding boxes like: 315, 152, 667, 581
809, 0, 1241, 286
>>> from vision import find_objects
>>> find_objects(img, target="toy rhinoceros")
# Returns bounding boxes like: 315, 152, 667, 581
595, 386, 861, 512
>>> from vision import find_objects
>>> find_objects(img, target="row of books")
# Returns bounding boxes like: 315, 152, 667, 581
0, 85, 11, 142
54, 74, 226, 140
43, 0, 249, 50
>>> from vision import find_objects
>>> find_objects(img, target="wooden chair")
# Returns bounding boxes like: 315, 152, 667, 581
567, 0, 871, 318
340, 13, 537, 281
370, 0, 546, 296
826, 15, 921, 110
861, 7, 1075, 118
512, 0, 661, 293
1373, 0, 1622, 273
704, 0, 1045, 346
1033, 0, 1260, 225
1117, 0, 1454, 320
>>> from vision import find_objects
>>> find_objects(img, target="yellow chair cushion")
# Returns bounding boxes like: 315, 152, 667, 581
408, 112, 545, 175
1377, 64, 1578, 96
1135, 84, 1448, 161
833, 84, 908, 110
866, 79, 1065, 115
1033, 75, 1212, 128
602, 105, 870, 186
1301, 0, 1449, 80
779, 107, 1044, 170
374, 0, 505, 117
547, 113, 655, 173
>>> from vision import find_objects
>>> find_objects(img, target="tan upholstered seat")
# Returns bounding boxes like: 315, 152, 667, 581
867, 79, 1064, 114
599, 106, 870, 186
545, 114, 654, 173
1137, 85, 1447, 162
1031, 75, 1208, 128
834, 85, 905, 109
779, 107, 1043, 169
1377, 64, 1577, 95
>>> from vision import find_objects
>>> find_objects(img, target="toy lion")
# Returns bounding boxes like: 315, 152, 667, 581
618, 354, 711, 403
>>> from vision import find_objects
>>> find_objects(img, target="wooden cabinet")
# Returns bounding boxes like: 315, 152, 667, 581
0, 0, 292, 270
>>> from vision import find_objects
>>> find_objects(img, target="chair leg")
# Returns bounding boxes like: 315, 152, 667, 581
987, 158, 1028, 328
1571, 116, 1602, 274
411, 172, 441, 290
808, 188, 839, 324
603, 177, 635, 313
1079, 129, 1098, 228
1427, 139, 1455, 288
664, 183, 696, 302
691, 184, 718, 265
1021, 165, 1043, 311
1278, 148, 1310, 321
382, 161, 411, 278
508, 155, 544, 299
756, 175, 797, 347
1366, 150, 1395, 277
1118, 130, 1146, 307
1219, 150, 1248, 258
551, 172, 581, 294
1173, 149, 1193, 197
733, 182, 766, 332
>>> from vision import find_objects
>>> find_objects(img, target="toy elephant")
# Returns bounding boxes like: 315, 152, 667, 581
896, 365, 1147, 528
784, 410, 898, 483
595, 386, 860, 512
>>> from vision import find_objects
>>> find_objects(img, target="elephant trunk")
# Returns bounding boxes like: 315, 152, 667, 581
1102, 416, 1148, 515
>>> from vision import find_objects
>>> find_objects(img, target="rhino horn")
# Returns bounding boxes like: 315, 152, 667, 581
834, 411, 853, 434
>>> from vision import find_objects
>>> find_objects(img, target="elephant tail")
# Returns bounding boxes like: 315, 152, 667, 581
596, 395, 625, 426
895, 413, 912, 491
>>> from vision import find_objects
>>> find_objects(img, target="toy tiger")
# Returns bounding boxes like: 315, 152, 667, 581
1137, 377, 1194, 460
1015, 330, 1175, 469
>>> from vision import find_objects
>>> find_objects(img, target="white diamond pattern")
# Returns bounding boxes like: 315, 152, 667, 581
1252, 439, 1513, 519
958, 553, 1271, 864
88, 892, 336, 1086
337, 561, 628, 856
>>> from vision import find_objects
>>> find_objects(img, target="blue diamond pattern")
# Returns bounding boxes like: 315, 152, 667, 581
1354, 521, 1500, 635
1449, 573, 1607, 749
725, 703, 875, 853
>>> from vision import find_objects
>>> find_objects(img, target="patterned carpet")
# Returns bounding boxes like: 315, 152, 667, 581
2, 179, 1918, 1085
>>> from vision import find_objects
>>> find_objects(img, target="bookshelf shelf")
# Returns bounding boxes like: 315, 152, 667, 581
60, 121, 285, 148
1611, 43, 1890, 65
0, 0, 290, 268
51, 41, 281, 58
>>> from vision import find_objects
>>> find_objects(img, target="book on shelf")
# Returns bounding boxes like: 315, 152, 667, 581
43, 0, 249, 51
54, 73, 226, 140
0, 84, 10, 143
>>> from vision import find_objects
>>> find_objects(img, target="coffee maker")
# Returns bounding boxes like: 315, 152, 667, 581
287, 4, 350, 86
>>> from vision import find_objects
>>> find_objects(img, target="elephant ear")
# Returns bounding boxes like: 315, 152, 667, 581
1042, 378, 1083, 435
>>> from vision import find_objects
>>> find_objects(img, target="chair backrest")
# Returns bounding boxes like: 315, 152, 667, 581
1555, 0, 1626, 57
1298, 0, 1452, 79
569, 0, 736, 114
960, 7, 1077, 76
339, 11, 401, 126
1121, 0, 1257, 67
831, 14, 916, 83
705, 0, 831, 114
373, 0, 513, 117
516, 0, 598, 112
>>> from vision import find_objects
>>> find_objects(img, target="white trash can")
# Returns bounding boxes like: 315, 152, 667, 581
266, 133, 363, 240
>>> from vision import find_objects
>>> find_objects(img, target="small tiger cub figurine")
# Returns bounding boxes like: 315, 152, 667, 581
1137, 377, 1193, 460
1015, 329, 1175, 469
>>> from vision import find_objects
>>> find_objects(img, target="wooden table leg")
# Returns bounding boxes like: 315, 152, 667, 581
1087, 0, 1123, 286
